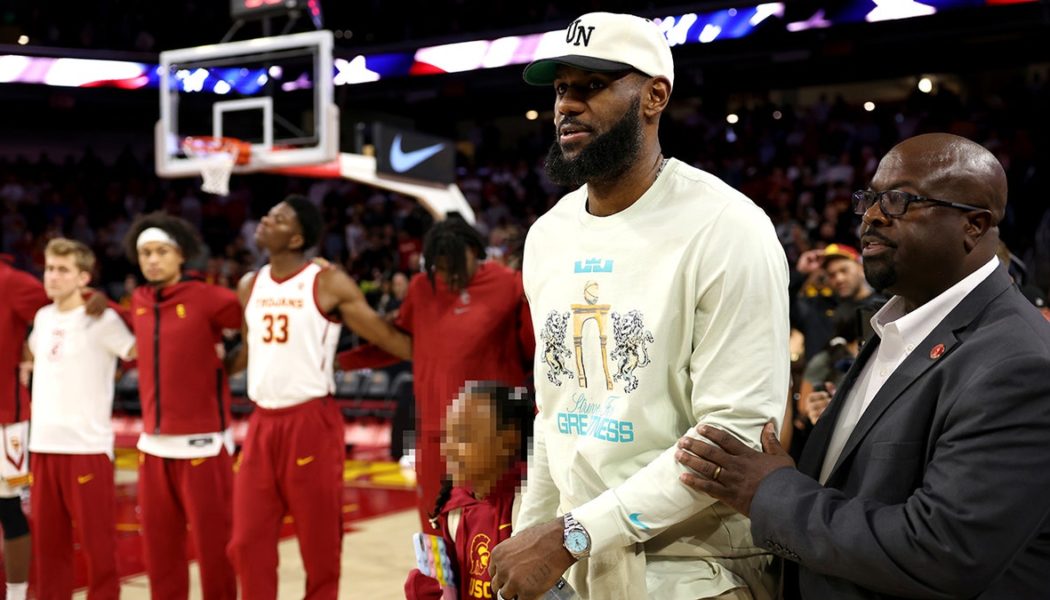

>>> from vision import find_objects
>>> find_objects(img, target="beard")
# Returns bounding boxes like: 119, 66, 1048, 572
863, 259, 896, 292
544, 96, 643, 188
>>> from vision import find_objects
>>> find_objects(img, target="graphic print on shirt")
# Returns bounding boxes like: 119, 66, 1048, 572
542, 281, 654, 395
540, 311, 574, 386
467, 532, 493, 598
610, 310, 654, 393
3, 427, 26, 472
48, 329, 65, 361
543, 282, 654, 444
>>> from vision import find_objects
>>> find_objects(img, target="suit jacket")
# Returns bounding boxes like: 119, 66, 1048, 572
751, 267, 1050, 599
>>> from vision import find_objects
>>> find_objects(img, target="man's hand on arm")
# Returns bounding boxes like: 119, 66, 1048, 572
83, 288, 110, 317
675, 422, 794, 517
489, 518, 574, 600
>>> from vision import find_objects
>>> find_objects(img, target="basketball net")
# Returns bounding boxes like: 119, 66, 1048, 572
181, 136, 251, 196
198, 152, 236, 196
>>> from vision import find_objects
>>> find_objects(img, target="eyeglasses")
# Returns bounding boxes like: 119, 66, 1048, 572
851, 190, 989, 217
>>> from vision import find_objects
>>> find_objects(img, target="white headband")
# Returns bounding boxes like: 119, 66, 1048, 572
136, 227, 180, 250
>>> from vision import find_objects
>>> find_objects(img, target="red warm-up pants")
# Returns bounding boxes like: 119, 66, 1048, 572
139, 450, 236, 600
30, 452, 119, 600
227, 398, 345, 600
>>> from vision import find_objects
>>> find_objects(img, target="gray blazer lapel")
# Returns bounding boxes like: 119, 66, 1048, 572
798, 337, 880, 479
823, 267, 1014, 483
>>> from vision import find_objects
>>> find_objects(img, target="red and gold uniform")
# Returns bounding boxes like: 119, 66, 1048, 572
0, 258, 47, 426
405, 464, 523, 600
229, 263, 344, 600
130, 279, 241, 600
340, 262, 534, 532
0, 258, 45, 507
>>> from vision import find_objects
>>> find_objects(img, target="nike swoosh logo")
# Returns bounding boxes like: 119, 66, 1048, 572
389, 134, 444, 173
296, 456, 315, 467
628, 512, 650, 530
190, 458, 207, 467
77, 474, 94, 485
498, 523, 512, 530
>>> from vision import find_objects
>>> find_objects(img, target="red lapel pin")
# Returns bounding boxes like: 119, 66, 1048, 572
929, 343, 945, 359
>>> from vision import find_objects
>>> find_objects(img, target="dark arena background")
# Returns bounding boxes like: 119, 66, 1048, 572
1, 1, 1048, 597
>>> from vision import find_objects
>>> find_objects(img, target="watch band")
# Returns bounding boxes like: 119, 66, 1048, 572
563, 512, 591, 559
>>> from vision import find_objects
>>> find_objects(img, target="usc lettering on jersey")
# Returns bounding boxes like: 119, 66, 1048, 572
245, 264, 340, 408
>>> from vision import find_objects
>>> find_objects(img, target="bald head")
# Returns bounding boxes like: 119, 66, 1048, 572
863, 133, 1007, 309
882, 133, 1007, 224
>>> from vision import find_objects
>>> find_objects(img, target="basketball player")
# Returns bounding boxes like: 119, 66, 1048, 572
122, 212, 241, 600
0, 255, 47, 600
227, 195, 411, 599
27, 238, 135, 600
339, 217, 534, 532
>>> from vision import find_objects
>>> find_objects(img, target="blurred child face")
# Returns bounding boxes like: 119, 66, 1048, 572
441, 391, 519, 490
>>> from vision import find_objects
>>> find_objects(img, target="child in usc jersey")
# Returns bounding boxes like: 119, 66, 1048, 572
405, 381, 532, 600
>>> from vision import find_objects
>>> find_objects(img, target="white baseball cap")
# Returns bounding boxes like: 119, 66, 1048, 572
523, 12, 674, 88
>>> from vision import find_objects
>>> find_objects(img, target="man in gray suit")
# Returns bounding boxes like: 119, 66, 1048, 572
675, 132, 1050, 599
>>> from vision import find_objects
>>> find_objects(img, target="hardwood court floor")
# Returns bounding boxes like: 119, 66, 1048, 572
105, 508, 421, 600
17, 436, 423, 599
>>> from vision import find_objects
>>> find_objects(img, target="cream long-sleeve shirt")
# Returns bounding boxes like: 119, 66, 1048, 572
519, 158, 790, 598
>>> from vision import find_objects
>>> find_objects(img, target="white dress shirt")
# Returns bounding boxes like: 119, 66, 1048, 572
819, 257, 1000, 483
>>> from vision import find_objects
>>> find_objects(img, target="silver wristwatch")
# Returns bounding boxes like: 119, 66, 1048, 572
562, 512, 591, 560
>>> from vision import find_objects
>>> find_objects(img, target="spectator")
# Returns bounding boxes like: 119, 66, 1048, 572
791, 244, 881, 360
797, 303, 865, 426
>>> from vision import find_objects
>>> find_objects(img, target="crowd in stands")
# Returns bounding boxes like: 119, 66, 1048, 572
10, 0, 686, 53
2, 78, 1048, 324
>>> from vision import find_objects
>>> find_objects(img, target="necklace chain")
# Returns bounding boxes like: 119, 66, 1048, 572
584, 157, 669, 214
655, 156, 669, 180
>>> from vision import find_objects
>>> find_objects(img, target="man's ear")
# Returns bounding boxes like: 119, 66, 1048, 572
289, 233, 305, 251
78, 270, 92, 288
967, 210, 994, 237
644, 77, 671, 118
963, 210, 995, 252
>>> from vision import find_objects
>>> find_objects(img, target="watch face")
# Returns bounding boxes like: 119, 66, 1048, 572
565, 530, 589, 554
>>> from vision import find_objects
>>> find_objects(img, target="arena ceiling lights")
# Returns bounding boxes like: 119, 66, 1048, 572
0, 0, 1035, 91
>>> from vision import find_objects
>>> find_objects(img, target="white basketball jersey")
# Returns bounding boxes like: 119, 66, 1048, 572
245, 263, 341, 408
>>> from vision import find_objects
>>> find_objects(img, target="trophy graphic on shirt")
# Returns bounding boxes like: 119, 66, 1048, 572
571, 281, 613, 390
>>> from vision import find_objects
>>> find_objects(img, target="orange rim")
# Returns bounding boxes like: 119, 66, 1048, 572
181, 136, 252, 166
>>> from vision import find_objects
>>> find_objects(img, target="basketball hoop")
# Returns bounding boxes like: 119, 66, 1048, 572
181, 136, 252, 196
